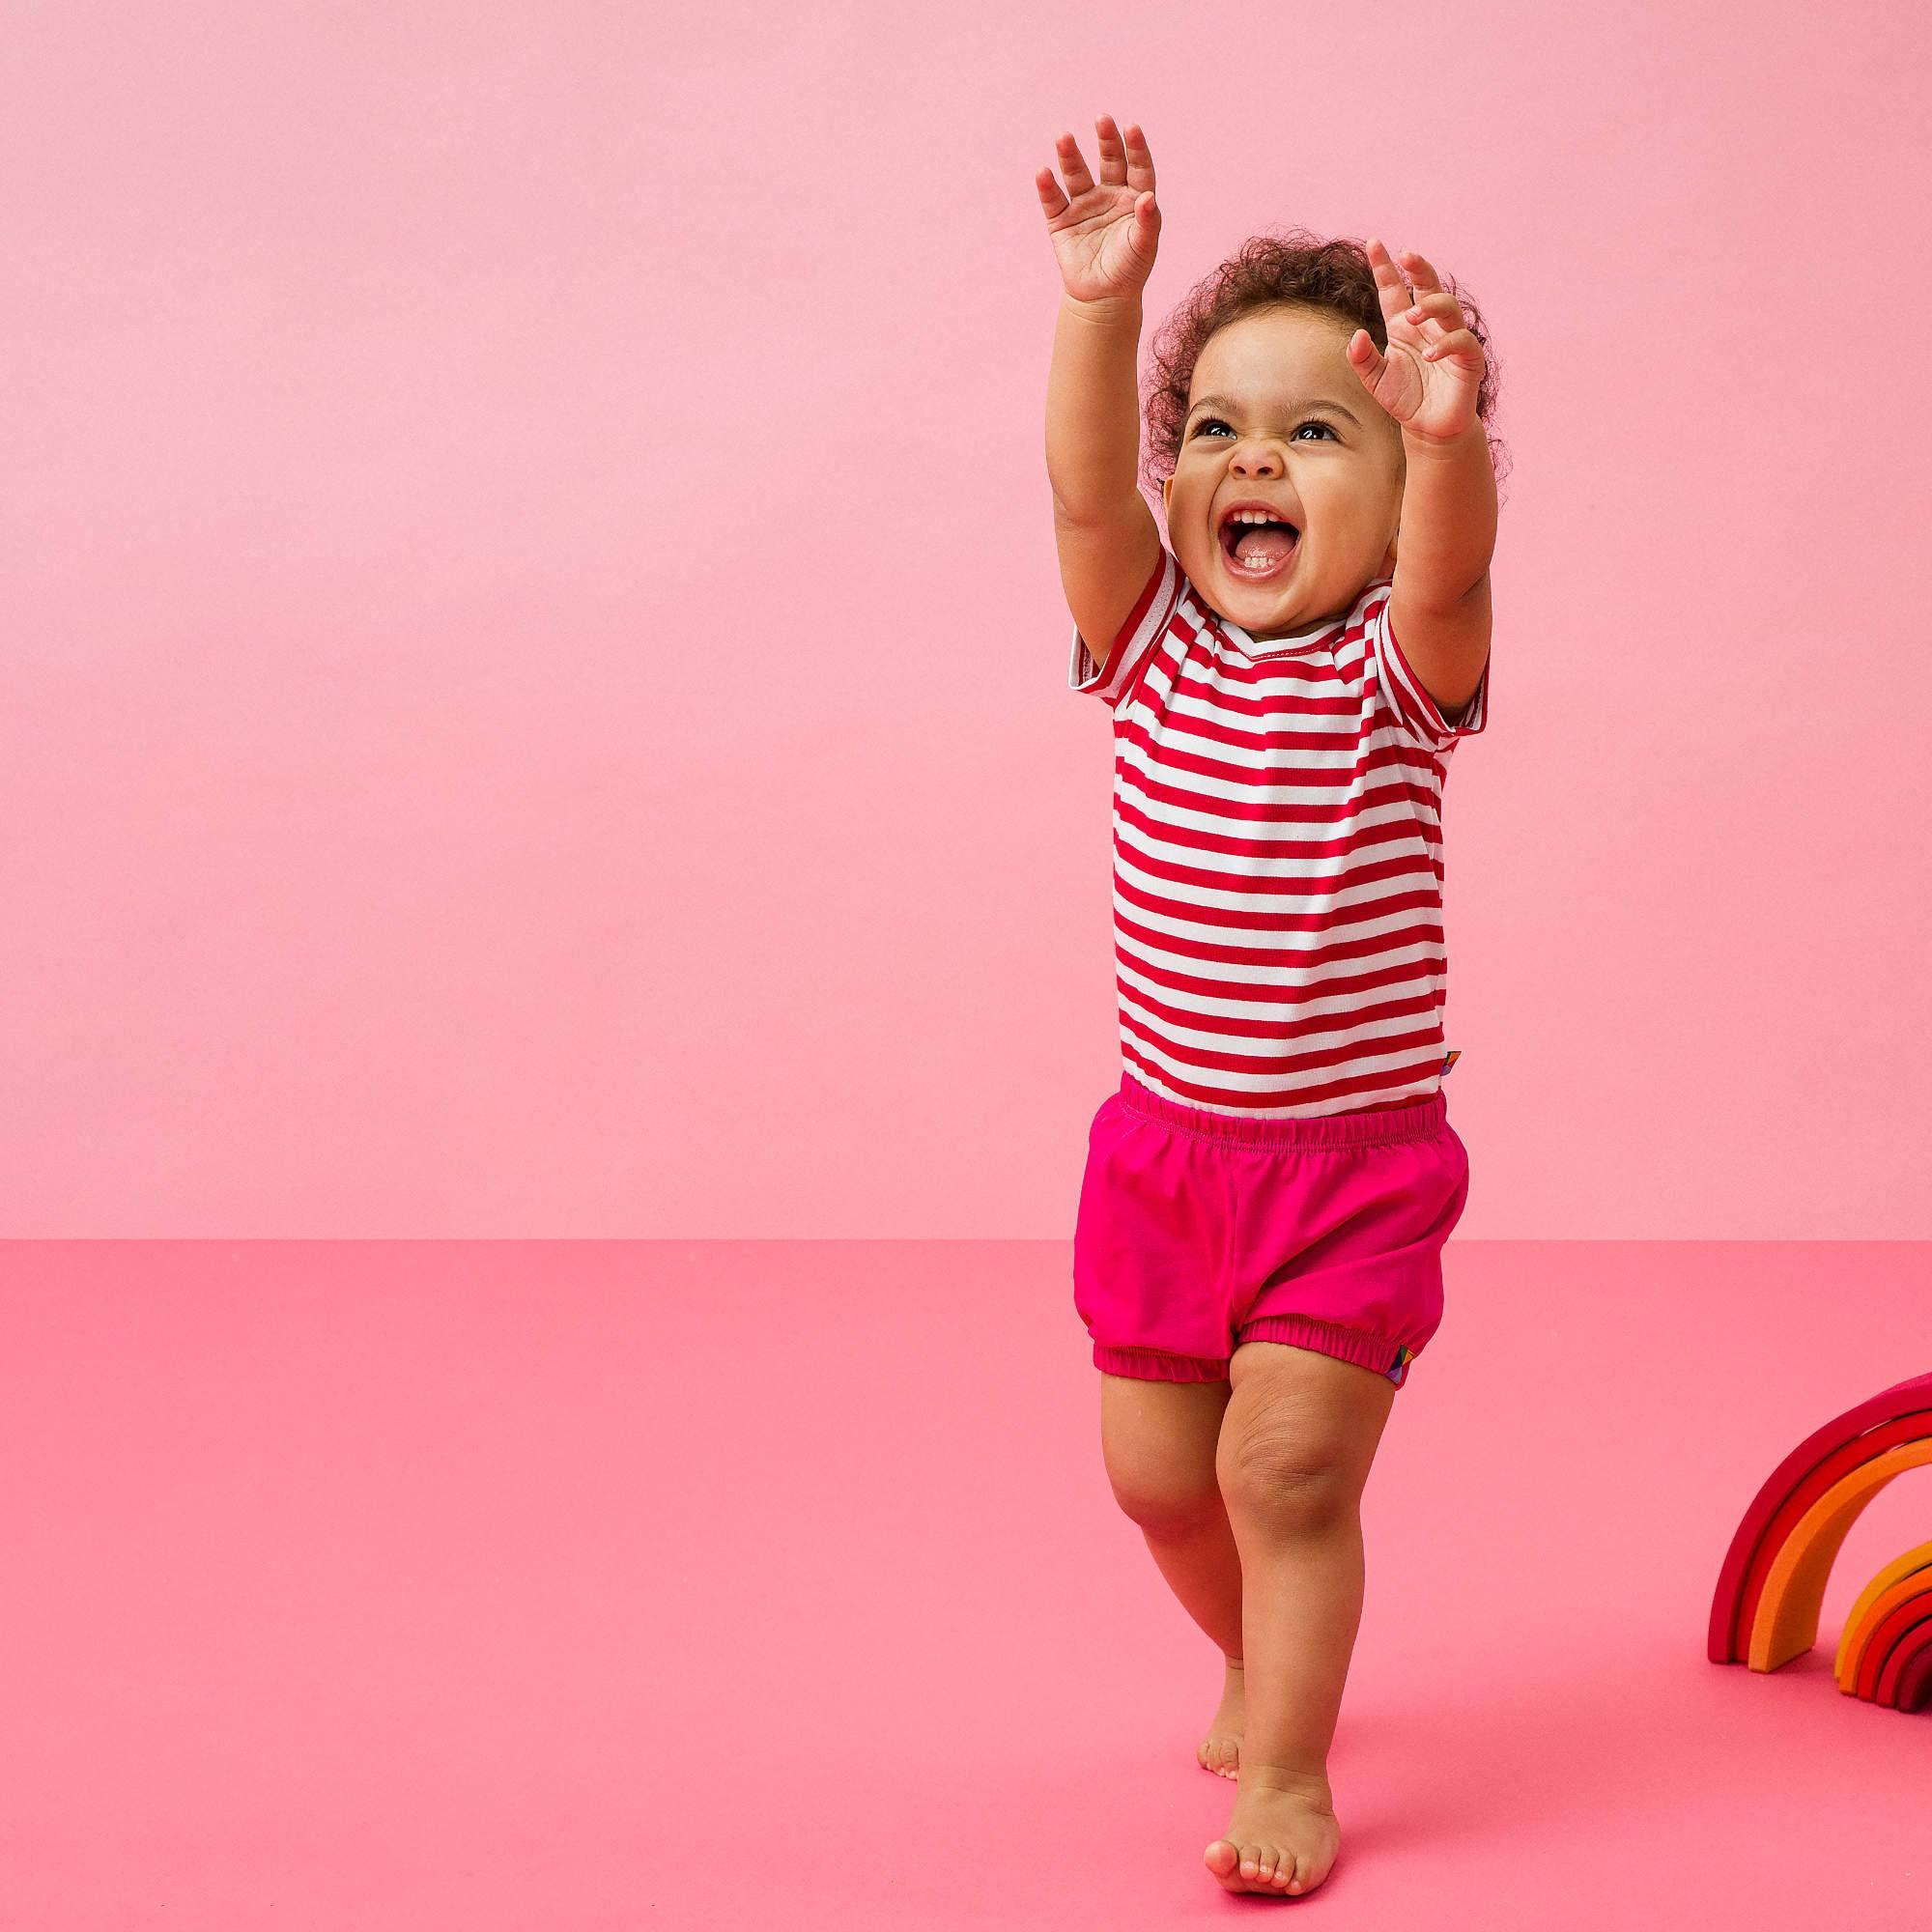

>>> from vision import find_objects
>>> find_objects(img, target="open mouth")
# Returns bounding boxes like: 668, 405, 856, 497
1218, 517, 1300, 582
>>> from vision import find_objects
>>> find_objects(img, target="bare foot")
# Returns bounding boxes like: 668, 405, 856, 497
1196, 1657, 1243, 1778
1204, 1766, 1340, 1896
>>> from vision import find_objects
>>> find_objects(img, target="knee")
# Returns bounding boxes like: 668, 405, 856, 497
1104, 1448, 1224, 1539
1216, 1427, 1359, 1532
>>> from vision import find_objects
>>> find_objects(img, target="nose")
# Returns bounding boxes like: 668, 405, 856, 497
1229, 439, 1284, 476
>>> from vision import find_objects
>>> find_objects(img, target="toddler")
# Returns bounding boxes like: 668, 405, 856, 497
1037, 114, 1501, 1898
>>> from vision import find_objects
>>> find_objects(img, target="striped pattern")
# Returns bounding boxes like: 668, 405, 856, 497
1067, 547, 1489, 1119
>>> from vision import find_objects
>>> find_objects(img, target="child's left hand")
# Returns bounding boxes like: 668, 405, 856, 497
1345, 239, 1486, 446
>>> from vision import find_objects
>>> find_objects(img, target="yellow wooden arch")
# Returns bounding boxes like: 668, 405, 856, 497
1833, 1541, 1932, 1690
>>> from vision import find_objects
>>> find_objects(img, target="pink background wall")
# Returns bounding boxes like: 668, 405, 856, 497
6, 1, 1931, 1236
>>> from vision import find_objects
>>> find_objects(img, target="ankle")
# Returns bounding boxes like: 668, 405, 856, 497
1242, 1761, 1333, 1804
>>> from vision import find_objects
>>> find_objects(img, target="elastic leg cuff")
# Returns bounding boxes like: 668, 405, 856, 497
1236, 1315, 1412, 1384
1093, 1343, 1231, 1383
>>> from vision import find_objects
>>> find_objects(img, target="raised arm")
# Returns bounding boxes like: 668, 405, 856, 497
1344, 238, 1497, 719
1046, 290, 1147, 521
1037, 118, 1165, 671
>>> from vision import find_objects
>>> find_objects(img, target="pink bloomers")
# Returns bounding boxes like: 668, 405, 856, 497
1072, 1072, 1471, 1389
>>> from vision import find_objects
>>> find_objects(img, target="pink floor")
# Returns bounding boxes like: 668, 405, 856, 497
1, 1239, 1927, 1927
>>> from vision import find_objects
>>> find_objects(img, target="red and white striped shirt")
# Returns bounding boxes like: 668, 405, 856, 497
1068, 546, 1489, 1118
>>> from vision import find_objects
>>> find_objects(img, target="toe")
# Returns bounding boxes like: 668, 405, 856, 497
1285, 1853, 1306, 1894
1204, 1838, 1240, 1886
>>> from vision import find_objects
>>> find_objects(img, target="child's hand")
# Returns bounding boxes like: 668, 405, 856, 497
1345, 239, 1486, 445
1036, 116, 1161, 305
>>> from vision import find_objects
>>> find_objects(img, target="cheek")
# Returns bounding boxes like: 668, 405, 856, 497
1181, 517, 1219, 564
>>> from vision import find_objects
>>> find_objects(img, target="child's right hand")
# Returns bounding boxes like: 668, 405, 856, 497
1035, 116, 1161, 305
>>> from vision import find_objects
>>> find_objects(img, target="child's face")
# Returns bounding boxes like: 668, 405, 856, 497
1162, 305, 1406, 639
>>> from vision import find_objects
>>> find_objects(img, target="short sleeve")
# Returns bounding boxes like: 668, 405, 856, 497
1067, 545, 1184, 708
1368, 585, 1490, 751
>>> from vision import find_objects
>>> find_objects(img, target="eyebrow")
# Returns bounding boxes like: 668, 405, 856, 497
1186, 392, 1364, 428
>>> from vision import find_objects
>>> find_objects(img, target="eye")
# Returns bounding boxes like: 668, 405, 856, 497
1192, 417, 1335, 441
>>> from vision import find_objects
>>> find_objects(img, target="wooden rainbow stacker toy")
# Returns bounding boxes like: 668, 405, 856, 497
1709, 1369, 1932, 1712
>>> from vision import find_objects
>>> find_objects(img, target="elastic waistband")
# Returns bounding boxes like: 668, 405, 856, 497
1119, 1072, 1447, 1149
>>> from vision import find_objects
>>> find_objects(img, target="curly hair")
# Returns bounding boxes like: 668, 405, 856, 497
1141, 227, 1510, 509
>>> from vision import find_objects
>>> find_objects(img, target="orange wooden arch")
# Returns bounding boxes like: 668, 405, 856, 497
1747, 1439, 1932, 1673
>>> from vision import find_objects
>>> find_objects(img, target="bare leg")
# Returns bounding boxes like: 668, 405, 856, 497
1098, 1372, 1248, 1774
1204, 1339, 1396, 1897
